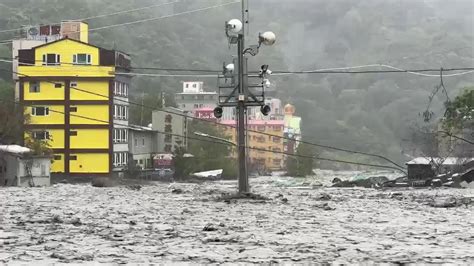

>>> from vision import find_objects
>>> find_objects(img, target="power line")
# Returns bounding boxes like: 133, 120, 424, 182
0, 67, 407, 170
272, 64, 474, 77
1, 56, 474, 78
0, 1, 239, 44
0, 98, 405, 173
438, 131, 474, 145
0, 1, 179, 34
88, 1, 239, 33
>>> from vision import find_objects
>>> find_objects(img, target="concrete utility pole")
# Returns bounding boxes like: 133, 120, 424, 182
213, 1, 276, 194
236, 0, 249, 193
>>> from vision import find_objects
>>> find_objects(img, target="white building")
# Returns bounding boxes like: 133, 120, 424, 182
174, 81, 218, 113
0, 145, 51, 187
152, 107, 188, 153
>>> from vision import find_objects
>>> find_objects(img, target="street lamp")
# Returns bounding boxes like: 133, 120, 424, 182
217, 2, 276, 194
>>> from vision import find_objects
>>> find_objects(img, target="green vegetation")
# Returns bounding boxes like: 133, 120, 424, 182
286, 142, 314, 177
173, 120, 237, 178
443, 87, 474, 131
0, 0, 472, 165
0, 80, 22, 145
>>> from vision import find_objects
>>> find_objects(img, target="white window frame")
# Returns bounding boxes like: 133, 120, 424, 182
31, 106, 49, 116
42, 54, 60, 66
122, 129, 128, 142
123, 84, 128, 97
32, 131, 50, 140
114, 105, 118, 119
73, 53, 92, 65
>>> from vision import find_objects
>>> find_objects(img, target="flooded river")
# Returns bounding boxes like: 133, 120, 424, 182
1, 175, 473, 264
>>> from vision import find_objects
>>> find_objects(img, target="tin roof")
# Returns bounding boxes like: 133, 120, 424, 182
0, 145, 31, 154
406, 157, 474, 165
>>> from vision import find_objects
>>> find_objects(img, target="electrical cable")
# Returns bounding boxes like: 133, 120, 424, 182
1, 57, 474, 78
0, 67, 420, 170
0, 1, 179, 34
0, 98, 406, 173
0, 1, 239, 44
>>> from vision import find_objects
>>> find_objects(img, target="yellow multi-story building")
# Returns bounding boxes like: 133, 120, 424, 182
220, 120, 285, 171
17, 24, 131, 176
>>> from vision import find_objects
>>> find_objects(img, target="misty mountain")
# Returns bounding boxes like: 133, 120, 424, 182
0, 0, 472, 165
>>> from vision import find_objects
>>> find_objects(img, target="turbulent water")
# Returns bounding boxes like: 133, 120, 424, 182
1, 172, 473, 264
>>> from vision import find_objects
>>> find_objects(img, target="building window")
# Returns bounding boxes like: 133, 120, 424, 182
54, 83, 62, 88
194, 104, 199, 108
113, 105, 128, 120
165, 145, 172, 152
70, 155, 77, 160
31, 106, 49, 116
114, 129, 128, 143
70, 106, 77, 112
273, 159, 281, 165
29, 81, 40, 93
165, 114, 172, 123
273, 137, 280, 143
164, 124, 172, 133
118, 82, 123, 96
114, 81, 119, 95
42, 54, 60, 66
185, 84, 189, 88
33, 131, 49, 140
70, 81, 78, 88
164, 134, 172, 143
70, 130, 78, 136
113, 152, 128, 167
134, 138, 138, 147
142, 138, 145, 146
73, 53, 91, 65
123, 84, 128, 97
53, 155, 61, 160
192, 84, 197, 88
257, 126, 265, 131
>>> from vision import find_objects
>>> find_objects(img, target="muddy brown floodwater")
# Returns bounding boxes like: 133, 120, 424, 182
1, 176, 473, 264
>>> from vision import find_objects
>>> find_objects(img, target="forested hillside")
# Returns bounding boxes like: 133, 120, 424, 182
0, 0, 472, 165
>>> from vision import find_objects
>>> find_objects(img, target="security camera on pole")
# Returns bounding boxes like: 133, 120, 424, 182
214, 1, 276, 194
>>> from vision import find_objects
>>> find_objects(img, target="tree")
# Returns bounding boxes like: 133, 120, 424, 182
443, 87, 473, 132
0, 80, 23, 145
286, 142, 314, 177
172, 145, 193, 179
173, 120, 237, 178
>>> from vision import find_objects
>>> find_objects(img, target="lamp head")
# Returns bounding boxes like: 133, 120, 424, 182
226, 19, 243, 34
213, 106, 223, 118
258, 31, 276, 46
260, 104, 271, 116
